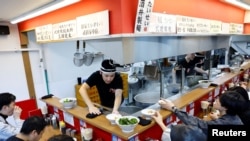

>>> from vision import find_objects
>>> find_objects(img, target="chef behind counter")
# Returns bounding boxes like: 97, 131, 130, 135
172, 52, 209, 88
79, 59, 124, 115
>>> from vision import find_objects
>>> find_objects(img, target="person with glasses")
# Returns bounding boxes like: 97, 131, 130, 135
0, 92, 24, 140
79, 59, 123, 115
157, 91, 248, 140
6, 116, 47, 141
210, 86, 250, 125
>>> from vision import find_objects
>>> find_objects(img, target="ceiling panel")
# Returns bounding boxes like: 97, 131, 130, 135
0, 0, 55, 22
239, 0, 250, 5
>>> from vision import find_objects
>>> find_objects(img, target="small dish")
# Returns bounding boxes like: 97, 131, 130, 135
59, 97, 76, 109
141, 108, 156, 120
106, 113, 122, 125
198, 80, 213, 88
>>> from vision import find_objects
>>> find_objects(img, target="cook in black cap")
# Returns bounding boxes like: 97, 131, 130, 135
79, 59, 123, 115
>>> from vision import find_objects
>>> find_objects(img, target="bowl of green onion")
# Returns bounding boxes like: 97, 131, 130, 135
115, 116, 140, 133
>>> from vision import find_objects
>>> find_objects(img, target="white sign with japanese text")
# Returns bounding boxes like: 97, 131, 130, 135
148, 12, 176, 33
76, 10, 109, 37
221, 22, 230, 34
35, 24, 52, 42
134, 0, 154, 33
177, 15, 211, 34
176, 15, 197, 34
210, 20, 222, 34
229, 23, 244, 34
52, 20, 77, 40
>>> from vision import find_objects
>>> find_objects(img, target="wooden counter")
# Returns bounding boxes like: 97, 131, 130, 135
42, 60, 250, 140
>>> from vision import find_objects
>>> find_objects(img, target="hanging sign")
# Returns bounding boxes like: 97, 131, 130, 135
35, 24, 52, 42
177, 16, 211, 34
176, 15, 197, 34
210, 20, 222, 34
52, 20, 77, 40
134, 0, 155, 33
221, 22, 230, 34
229, 23, 244, 34
195, 18, 210, 34
76, 10, 109, 37
147, 12, 176, 33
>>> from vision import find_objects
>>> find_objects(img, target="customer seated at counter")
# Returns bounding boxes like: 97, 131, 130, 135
158, 91, 248, 140
153, 111, 206, 141
0, 92, 24, 140
210, 86, 250, 125
6, 116, 47, 141
79, 59, 124, 115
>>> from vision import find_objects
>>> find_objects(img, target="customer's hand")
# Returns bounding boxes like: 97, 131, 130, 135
239, 81, 248, 89
158, 99, 175, 111
13, 106, 22, 119
152, 111, 163, 124
209, 110, 220, 120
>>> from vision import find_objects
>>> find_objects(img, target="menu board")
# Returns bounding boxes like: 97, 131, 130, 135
52, 20, 77, 40
195, 18, 210, 34
176, 15, 211, 34
221, 22, 230, 34
176, 15, 197, 34
229, 23, 244, 34
210, 20, 222, 34
134, 0, 155, 33
147, 12, 176, 33
35, 24, 52, 42
76, 10, 109, 37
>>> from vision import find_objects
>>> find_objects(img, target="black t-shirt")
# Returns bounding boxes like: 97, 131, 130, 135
176, 58, 195, 77
85, 71, 123, 108
6, 136, 24, 141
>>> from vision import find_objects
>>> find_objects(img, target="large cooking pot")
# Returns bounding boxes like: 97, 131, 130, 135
186, 75, 204, 87
134, 92, 160, 108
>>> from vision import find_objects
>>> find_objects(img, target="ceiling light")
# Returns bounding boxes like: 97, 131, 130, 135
224, 0, 250, 10
10, 0, 80, 24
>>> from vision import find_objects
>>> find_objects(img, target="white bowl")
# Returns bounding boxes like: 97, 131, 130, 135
106, 113, 122, 125
59, 97, 76, 109
115, 116, 140, 133
198, 80, 212, 88
141, 108, 156, 120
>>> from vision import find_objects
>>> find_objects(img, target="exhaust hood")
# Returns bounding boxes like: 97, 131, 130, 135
230, 35, 250, 55
86, 35, 231, 64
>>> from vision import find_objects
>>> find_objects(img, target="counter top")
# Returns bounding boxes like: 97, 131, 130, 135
41, 60, 250, 140
42, 97, 153, 140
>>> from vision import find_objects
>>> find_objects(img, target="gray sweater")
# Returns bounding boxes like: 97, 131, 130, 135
0, 115, 23, 140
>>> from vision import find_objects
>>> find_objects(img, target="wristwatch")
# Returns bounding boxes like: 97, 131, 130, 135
171, 106, 177, 113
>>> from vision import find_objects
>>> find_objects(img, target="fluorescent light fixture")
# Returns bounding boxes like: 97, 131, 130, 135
224, 0, 250, 10
10, 0, 80, 24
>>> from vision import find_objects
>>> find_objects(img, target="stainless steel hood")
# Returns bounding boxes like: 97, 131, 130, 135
230, 35, 250, 55
86, 35, 231, 64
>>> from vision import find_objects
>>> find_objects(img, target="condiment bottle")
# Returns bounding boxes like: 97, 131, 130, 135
51, 115, 58, 129
59, 121, 66, 134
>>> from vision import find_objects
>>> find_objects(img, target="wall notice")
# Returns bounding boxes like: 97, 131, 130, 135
76, 10, 109, 37
134, 0, 154, 33
52, 20, 77, 40
35, 24, 52, 42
